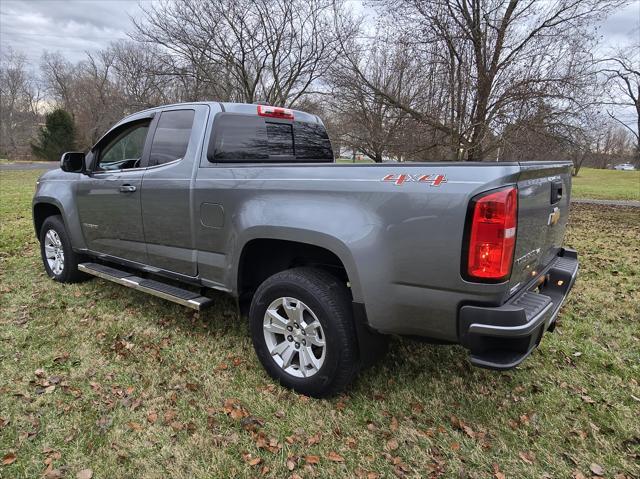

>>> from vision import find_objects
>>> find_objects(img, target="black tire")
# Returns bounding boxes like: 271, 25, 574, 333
39, 215, 89, 283
249, 267, 360, 398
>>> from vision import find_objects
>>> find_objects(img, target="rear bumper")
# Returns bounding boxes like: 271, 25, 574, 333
459, 248, 579, 370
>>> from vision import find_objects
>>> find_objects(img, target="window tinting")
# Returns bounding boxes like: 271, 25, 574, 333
210, 113, 333, 163
294, 122, 333, 160
99, 122, 150, 171
213, 115, 268, 161
149, 110, 195, 166
266, 123, 294, 156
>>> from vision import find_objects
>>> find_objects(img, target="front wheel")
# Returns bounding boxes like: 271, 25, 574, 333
39, 215, 89, 283
249, 267, 360, 398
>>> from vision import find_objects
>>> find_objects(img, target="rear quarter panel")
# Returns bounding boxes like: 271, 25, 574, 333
195, 163, 523, 341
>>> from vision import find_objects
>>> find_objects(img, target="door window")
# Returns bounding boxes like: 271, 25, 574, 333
149, 110, 195, 166
98, 122, 150, 171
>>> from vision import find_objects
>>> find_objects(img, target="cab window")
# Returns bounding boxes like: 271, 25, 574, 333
149, 110, 195, 166
98, 121, 150, 171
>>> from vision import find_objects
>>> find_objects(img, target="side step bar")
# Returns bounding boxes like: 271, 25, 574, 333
78, 262, 214, 311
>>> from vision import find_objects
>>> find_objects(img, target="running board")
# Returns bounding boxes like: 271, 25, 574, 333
78, 262, 214, 310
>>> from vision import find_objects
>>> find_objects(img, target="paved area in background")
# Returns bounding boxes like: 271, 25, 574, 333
0, 162, 58, 171
572, 198, 640, 207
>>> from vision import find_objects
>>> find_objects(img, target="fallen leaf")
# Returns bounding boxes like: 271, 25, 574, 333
2, 453, 16, 465
147, 411, 158, 424
581, 395, 596, 404
492, 463, 505, 479
390, 416, 399, 432
305, 455, 320, 465
77, 469, 93, 479
242, 452, 261, 466
462, 424, 475, 438
44, 470, 63, 479
240, 416, 264, 432
519, 451, 534, 465
450, 442, 460, 451
327, 451, 344, 462
590, 463, 604, 476
386, 439, 399, 451
572, 471, 586, 479
222, 398, 249, 420
127, 422, 143, 432
163, 410, 177, 423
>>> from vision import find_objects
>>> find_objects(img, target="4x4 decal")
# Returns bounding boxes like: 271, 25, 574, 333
382, 174, 447, 186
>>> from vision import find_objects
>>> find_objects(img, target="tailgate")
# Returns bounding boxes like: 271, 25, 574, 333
508, 162, 573, 295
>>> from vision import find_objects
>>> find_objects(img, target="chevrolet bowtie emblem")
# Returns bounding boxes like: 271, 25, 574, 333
548, 207, 561, 226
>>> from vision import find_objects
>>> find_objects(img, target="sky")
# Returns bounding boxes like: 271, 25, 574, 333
1, 0, 638, 65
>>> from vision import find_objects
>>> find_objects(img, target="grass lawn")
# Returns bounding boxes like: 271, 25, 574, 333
336, 158, 376, 164
1, 170, 638, 479
572, 167, 639, 201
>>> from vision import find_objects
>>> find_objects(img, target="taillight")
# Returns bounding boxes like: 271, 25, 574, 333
466, 186, 517, 281
257, 105, 294, 120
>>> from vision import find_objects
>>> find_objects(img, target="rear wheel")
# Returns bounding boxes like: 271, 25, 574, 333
249, 267, 359, 397
39, 215, 89, 283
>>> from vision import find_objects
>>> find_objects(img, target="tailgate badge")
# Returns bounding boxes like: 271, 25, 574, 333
547, 207, 561, 226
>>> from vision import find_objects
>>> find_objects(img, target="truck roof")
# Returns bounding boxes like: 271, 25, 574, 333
119, 101, 321, 125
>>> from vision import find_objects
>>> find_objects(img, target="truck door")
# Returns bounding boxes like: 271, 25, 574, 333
140, 106, 202, 277
76, 117, 154, 263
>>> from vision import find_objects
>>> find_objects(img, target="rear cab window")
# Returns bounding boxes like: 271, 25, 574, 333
208, 112, 333, 163
149, 109, 195, 166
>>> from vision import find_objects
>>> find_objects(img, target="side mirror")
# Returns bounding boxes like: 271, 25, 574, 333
60, 152, 86, 173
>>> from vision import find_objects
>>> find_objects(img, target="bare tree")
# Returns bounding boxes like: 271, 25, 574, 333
600, 42, 640, 163
337, 0, 625, 161
328, 39, 417, 162
41, 50, 129, 147
132, 0, 343, 107
109, 41, 174, 109
0, 48, 42, 159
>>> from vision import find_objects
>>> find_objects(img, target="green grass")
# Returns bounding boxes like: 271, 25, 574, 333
572, 167, 639, 201
1, 170, 639, 479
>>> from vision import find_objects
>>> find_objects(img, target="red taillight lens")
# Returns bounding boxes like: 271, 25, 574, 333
257, 105, 294, 120
467, 187, 517, 281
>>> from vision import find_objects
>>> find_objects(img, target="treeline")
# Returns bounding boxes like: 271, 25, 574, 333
1, 0, 638, 172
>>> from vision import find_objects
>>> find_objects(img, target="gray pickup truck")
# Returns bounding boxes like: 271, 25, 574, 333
33, 102, 578, 397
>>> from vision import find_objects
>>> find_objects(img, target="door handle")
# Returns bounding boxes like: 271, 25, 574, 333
119, 184, 137, 193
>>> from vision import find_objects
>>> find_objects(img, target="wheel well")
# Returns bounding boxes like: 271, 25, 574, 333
237, 239, 350, 314
33, 203, 62, 239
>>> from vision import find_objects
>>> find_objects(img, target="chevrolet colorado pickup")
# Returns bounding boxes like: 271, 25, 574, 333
33, 102, 578, 397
